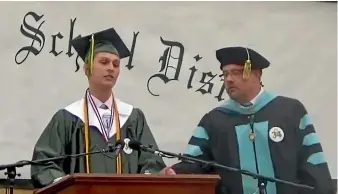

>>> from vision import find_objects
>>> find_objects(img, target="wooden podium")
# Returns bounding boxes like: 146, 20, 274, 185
33, 173, 220, 194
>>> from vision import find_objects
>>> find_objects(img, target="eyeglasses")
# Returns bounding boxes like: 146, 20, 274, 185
222, 69, 244, 78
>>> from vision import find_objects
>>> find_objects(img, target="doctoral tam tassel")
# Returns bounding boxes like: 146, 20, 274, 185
243, 59, 251, 80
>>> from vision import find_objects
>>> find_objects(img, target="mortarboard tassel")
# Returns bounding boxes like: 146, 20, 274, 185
243, 48, 251, 80
89, 34, 95, 75
83, 34, 95, 174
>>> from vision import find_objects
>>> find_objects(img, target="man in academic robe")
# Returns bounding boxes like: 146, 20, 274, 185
30, 27, 166, 188
160, 47, 334, 194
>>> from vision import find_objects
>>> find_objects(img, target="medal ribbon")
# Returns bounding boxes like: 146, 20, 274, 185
87, 91, 113, 141
83, 89, 122, 174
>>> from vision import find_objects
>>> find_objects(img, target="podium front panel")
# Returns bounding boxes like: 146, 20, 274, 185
34, 173, 220, 194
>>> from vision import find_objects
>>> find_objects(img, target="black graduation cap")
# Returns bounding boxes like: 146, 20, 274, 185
216, 46, 270, 70
70, 27, 131, 63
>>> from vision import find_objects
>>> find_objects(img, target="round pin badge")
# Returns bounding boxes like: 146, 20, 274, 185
269, 127, 284, 142
123, 138, 133, 154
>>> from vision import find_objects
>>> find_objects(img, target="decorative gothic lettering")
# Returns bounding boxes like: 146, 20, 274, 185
194, 54, 202, 62
74, 51, 82, 73
215, 75, 226, 101
147, 37, 184, 96
50, 32, 63, 56
187, 66, 198, 89
196, 71, 218, 95
187, 54, 203, 89
14, 11, 228, 102
15, 11, 46, 65
66, 18, 77, 58
126, 31, 140, 70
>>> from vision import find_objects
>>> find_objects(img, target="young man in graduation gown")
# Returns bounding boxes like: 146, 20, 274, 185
161, 47, 334, 194
30, 28, 166, 188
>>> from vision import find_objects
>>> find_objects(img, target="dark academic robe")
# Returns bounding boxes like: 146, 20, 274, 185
172, 90, 334, 194
31, 98, 166, 188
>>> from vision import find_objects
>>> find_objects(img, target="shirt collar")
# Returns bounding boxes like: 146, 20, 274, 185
250, 87, 264, 105
90, 94, 113, 110
240, 87, 264, 107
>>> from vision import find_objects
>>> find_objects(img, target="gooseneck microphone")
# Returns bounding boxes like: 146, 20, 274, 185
0, 140, 125, 194
125, 139, 315, 194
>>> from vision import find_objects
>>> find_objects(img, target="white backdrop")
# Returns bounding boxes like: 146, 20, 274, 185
0, 1, 336, 179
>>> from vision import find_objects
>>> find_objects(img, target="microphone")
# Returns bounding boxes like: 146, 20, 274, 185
126, 139, 143, 150
106, 138, 134, 156
0, 140, 124, 194
122, 138, 133, 154
125, 139, 315, 193
0, 141, 124, 171
126, 139, 177, 159
106, 139, 125, 156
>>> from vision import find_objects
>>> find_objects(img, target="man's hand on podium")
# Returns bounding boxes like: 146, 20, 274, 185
159, 167, 176, 175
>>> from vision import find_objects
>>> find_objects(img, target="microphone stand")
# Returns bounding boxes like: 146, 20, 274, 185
137, 144, 314, 194
0, 145, 120, 194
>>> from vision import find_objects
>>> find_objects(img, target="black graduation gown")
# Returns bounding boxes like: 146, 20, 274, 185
30, 98, 166, 188
172, 90, 334, 194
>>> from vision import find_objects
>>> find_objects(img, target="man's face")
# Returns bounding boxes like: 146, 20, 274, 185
86, 52, 120, 89
222, 64, 258, 101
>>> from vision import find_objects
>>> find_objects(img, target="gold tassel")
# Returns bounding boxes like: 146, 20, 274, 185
89, 34, 95, 75
243, 59, 251, 79
83, 35, 95, 172
83, 94, 90, 173
112, 92, 122, 174
243, 48, 251, 79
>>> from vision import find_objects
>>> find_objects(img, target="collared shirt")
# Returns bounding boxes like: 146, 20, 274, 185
89, 94, 113, 136
90, 94, 113, 110
250, 87, 264, 105
241, 87, 264, 107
